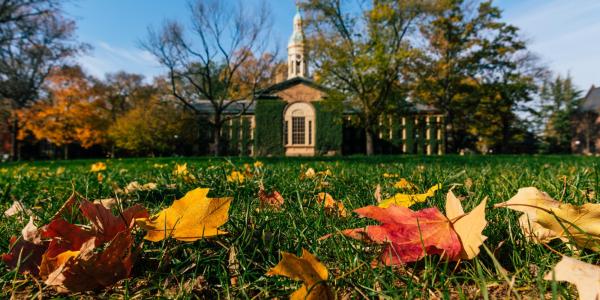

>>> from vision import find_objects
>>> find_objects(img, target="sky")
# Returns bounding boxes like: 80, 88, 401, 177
65, 0, 600, 91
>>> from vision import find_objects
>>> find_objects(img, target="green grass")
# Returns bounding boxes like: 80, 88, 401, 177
0, 155, 598, 298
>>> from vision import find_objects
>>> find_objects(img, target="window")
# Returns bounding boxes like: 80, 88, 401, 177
292, 117, 305, 144
308, 121, 312, 145
284, 121, 288, 145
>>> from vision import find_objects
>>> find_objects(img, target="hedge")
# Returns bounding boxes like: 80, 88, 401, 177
254, 99, 286, 156
314, 102, 342, 155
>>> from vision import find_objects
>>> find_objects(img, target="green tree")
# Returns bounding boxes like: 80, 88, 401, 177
410, 0, 538, 153
301, 0, 435, 155
537, 75, 582, 153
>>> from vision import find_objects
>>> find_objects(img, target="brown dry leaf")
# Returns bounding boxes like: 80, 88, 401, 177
228, 246, 239, 286
374, 184, 382, 203
544, 256, 600, 300
1, 217, 47, 275
316, 193, 347, 218
136, 188, 232, 242
495, 187, 600, 251
93, 198, 118, 210
44, 232, 136, 293
258, 184, 284, 210
266, 249, 334, 300
4, 201, 32, 217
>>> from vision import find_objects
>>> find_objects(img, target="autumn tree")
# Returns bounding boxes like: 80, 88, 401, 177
143, 0, 278, 156
0, 0, 84, 160
18, 66, 108, 159
300, 0, 434, 155
409, 0, 541, 153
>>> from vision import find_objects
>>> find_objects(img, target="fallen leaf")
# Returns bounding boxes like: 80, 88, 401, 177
122, 181, 158, 194
317, 193, 347, 217
44, 231, 136, 293
254, 161, 264, 168
136, 188, 232, 242
343, 206, 461, 265
342, 191, 487, 264
266, 249, 334, 300
383, 173, 399, 178
374, 184, 382, 203
495, 187, 600, 251
1, 217, 47, 275
445, 191, 487, 259
393, 178, 417, 190
4, 201, 32, 217
90, 162, 106, 172
544, 256, 600, 300
378, 184, 441, 208
258, 185, 284, 210
96, 173, 104, 183
93, 198, 118, 210
173, 163, 189, 176
227, 171, 245, 183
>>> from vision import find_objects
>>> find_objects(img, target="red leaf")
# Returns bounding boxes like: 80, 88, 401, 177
1, 236, 47, 276
79, 200, 148, 243
343, 205, 461, 265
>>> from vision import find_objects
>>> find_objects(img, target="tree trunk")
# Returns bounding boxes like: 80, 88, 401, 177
365, 129, 374, 156
10, 118, 19, 161
64, 144, 69, 160
213, 123, 222, 156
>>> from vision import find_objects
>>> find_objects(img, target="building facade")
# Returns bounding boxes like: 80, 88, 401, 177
572, 85, 600, 154
195, 9, 445, 157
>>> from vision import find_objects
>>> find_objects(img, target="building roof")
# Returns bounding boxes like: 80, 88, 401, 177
256, 77, 328, 98
580, 85, 600, 112
192, 100, 255, 115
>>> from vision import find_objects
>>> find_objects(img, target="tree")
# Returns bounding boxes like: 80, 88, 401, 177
536, 75, 582, 153
143, 0, 277, 156
409, 0, 539, 153
107, 96, 199, 156
301, 0, 434, 155
0, 0, 84, 160
18, 66, 108, 159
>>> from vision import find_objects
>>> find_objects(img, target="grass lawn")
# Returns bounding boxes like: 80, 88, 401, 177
0, 155, 598, 298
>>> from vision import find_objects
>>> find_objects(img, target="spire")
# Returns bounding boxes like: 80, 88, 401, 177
288, 4, 308, 79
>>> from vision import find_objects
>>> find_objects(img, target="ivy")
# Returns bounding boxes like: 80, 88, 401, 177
314, 102, 342, 155
254, 99, 286, 156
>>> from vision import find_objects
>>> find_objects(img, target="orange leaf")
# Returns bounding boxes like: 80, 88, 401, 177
258, 186, 284, 210
316, 193, 347, 217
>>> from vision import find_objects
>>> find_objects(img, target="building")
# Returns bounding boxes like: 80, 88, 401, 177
572, 85, 600, 154
195, 8, 445, 157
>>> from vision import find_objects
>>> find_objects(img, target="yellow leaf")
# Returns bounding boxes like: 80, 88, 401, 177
544, 256, 600, 300
90, 162, 106, 172
227, 171, 245, 183
495, 187, 600, 251
316, 193, 347, 217
446, 191, 487, 260
383, 173, 399, 178
254, 161, 263, 168
378, 184, 441, 208
173, 163, 189, 176
266, 249, 334, 300
393, 178, 416, 190
136, 188, 232, 242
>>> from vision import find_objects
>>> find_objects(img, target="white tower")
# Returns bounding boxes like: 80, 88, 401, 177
288, 7, 308, 79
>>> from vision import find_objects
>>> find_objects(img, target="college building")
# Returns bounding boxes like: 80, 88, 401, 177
196, 9, 446, 157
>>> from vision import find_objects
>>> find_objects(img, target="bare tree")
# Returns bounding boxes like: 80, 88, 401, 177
0, 0, 84, 160
142, 0, 277, 156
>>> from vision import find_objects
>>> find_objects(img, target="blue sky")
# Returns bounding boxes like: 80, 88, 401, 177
65, 0, 600, 91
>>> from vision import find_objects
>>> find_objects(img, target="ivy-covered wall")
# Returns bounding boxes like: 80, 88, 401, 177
254, 99, 286, 156
314, 102, 342, 155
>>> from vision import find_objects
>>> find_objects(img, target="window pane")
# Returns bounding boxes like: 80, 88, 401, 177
292, 117, 305, 145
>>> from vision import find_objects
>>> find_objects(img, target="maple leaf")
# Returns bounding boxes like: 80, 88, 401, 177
258, 184, 284, 210
342, 191, 486, 265
378, 184, 441, 208
43, 231, 136, 293
383, 173, 399, 178
544, 256, 600, 300
266, 249, 334, 300
316, 193, 347, 217
90, 162, 106, 172
1, 217, 47, 275
495, 187, 600, 251
173, 163, 189, 176
136, 188, 232, 242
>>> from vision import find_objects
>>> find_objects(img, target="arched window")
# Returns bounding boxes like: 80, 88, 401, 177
284, 102, 315, 147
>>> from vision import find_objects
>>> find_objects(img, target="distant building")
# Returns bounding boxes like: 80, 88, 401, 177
572, 85, 600, 154
194, 7, 446, 156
